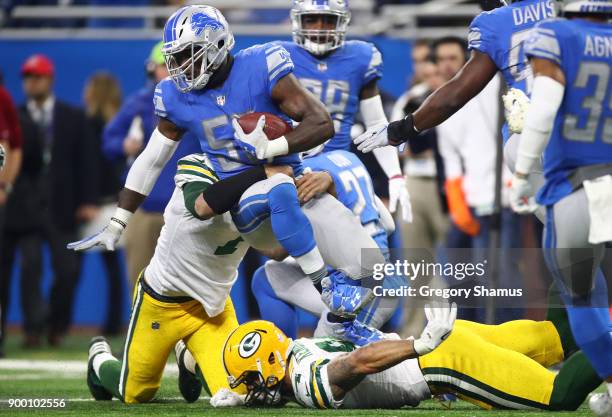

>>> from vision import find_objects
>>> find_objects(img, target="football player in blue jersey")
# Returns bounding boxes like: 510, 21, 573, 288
353, 0, 555, 192
68, 5, 383, 319
252, 150, 404, 344
509, 1, 612, 415
271, 0, 412, 223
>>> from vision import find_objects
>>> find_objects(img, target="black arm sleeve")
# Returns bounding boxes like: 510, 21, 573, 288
202, 165, 267, 214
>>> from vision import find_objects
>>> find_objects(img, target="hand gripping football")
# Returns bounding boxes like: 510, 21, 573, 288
237, 112, 293, 140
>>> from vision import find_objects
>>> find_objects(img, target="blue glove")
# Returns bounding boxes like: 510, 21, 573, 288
338, 319, 384, 347
321, 272, 374, 318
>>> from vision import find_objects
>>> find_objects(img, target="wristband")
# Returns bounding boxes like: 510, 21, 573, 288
266, 136, 289, 158
111, 207, 133, 229
388, 114, 420, 146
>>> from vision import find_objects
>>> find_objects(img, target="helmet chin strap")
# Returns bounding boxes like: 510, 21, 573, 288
206, 54, 234, 90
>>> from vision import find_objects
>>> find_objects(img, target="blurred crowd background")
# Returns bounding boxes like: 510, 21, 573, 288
0, 0, 547, 357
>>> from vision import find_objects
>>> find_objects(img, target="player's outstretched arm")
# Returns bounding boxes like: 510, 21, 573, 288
326, 302, 456, 400
67, 118, 183, 251
272, 74, 335, 153
355, 51, 497, 151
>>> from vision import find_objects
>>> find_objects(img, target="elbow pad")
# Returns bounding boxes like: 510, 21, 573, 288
125, 128, 179, 196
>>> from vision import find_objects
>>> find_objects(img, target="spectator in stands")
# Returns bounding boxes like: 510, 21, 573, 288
0, 54, 98, 348
433, 37, 522, 323
102, 42, 200, 293
0, 77, 24, 358
83, 71, 125, 336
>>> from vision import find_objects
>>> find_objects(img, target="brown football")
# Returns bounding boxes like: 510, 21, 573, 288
237, 112, 293, 140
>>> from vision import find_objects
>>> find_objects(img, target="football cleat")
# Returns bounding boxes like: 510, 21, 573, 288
590, 392, 612, 417
332, 319, 384, 347
175, 340, 202, 403
87, 336, 113, 401
321, 272, 374, 318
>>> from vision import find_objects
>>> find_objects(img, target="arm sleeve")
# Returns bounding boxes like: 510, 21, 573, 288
124, 128, 180, 196
264, 44, 295, 95
437, 120, 463, 180
182, 181, 212, 220
102, 97, 139, 160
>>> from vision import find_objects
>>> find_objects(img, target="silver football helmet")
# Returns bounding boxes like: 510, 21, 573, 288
162, 5, 235, 92
559, 0, 612, 15
291, 0, 351, 56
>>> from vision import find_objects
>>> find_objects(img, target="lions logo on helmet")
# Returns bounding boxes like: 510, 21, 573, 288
161, 5, 235, 92
223, 321, 291, 406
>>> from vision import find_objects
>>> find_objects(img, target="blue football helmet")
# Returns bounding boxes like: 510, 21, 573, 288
291, 0, 351, 56
559, 0, 612, 15
162, 5, 235, 92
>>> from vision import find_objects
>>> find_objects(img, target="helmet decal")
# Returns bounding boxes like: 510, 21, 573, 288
238, 331, 262, 358
191, 12, 224, 36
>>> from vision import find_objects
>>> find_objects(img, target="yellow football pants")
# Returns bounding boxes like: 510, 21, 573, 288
119, 279, 238, 404
419, 319, 565, 410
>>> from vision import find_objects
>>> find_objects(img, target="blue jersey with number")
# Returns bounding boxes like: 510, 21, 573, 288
302, 150, 387, 249
525, 19, 612, 206
154, 43, 302, 179
468, 0, 556, 141
278, 40, 383, 152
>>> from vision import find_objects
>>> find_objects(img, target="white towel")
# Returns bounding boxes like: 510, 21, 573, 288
583, 175, 612, 245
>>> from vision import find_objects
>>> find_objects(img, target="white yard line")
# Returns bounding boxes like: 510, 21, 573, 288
0, 359, 179, 375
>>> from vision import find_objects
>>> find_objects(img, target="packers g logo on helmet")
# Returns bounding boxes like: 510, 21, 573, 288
223, 321, 291, 406
238, 331, 262, 358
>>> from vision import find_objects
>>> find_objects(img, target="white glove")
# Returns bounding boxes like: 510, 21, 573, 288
232, 115, 269, 160
210, 388, 245, 408
353, 123, 389, 153
413, 301, 457, 355
503, 88, 530, 134
388, 176, 413, 223
510, 174, 538, 215
67, 219, 124, 251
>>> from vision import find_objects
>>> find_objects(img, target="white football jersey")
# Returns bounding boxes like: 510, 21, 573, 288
288, 337, 431, 409
145, 154, 249, 317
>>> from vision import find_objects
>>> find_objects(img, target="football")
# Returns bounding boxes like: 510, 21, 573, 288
237, 112, 293, 140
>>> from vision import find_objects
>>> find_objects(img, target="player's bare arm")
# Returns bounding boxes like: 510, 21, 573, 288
326, 338, 418, 399
272, 73, 335, 152
354, 51, 498, 151
323, 302, 456, 400
296, 171, 336, 203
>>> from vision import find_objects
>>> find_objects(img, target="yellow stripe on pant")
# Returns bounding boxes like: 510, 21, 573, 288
418, 320, 564, 410
119, 280, 239, 404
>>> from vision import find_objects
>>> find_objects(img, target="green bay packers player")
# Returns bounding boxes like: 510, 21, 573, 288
85, 154, 293, 404
214, 305, 602, 411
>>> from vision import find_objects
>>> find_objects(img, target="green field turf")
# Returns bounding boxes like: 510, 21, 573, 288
0, 334, 601, 417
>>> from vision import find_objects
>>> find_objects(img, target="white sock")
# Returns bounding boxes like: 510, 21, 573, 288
183, 349, 197, 375
294, 247, 325, 276
607, 382, 612, 397
92, 353, 117, 378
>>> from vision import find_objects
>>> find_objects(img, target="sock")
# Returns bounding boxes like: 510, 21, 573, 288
267, 183, 324, 274
93, 353, 116, 377
608, 382, 612, 397
294, 247, 326, 282
97, 359, 122, 399
251, 266, 299, 339
566, 305, 612, 379
182, 348, 197, 375
549, 351, 603, 411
